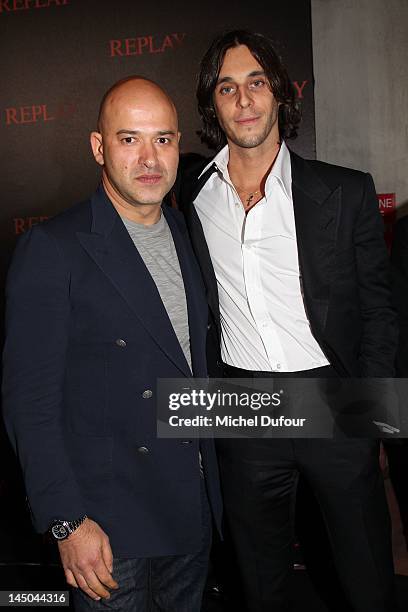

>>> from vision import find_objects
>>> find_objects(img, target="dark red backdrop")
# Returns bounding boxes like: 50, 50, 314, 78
0, 0, 315, 561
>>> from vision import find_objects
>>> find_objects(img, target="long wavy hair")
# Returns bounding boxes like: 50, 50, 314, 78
197, 30, 301, 150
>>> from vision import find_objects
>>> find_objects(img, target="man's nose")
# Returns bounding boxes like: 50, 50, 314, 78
138, 143, 158, 168
237, 86, 253, 109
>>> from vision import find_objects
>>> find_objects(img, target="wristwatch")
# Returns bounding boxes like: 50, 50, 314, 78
49, 515, 87, 541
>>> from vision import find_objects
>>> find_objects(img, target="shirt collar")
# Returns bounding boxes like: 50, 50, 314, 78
266, 140, 292, 200
198, 144, 229, 178
199, 141, 292, 200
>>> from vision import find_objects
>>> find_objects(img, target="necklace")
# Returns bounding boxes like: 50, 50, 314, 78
243, 190, 261, 207
232, 141, 281, 211
235, 187, 262, 209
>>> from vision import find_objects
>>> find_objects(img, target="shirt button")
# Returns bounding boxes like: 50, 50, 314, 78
276, 363, 282, 370
115, 338, 127, 348
142, 389, 153, 399
137, 446, 149, 454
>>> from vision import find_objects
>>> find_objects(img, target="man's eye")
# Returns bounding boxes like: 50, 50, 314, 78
122, 136, 135, 144
157, 137, 170, 144
249, 79, 265, 89
219, 86, 234, 95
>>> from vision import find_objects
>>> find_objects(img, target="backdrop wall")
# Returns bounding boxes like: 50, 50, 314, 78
0, 0, 315, 561
312, 0, 408, 216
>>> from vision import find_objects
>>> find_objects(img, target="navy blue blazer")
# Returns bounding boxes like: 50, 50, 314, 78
2, 185, 222, 558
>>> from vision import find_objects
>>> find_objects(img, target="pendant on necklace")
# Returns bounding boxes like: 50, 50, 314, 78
245, 190, 260, 208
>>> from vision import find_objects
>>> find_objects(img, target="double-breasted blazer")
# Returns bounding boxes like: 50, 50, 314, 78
2, 185, 222, 558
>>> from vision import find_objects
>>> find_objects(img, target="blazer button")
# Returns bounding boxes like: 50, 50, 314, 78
115, 338, 127, 348
137, 446, 149, 454
181, 440, 193, 445
142, 389, 153, 399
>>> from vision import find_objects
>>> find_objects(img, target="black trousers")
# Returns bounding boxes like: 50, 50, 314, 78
217, 364, 397, 612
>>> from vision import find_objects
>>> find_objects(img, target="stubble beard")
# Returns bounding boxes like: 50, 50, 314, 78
229, 131, 270, 149
221, 107, 279, 150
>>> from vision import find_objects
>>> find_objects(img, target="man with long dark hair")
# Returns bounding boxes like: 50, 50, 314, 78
179, 30, 398, 612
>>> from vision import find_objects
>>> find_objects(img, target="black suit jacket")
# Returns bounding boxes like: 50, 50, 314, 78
177, 148, 397, 378
2, 185, 222, 557
391, 215, 408, 376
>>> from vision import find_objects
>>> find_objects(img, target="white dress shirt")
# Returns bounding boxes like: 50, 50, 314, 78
194, 141, 329, 372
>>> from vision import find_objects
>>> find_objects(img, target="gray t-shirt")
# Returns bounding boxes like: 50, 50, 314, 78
121, 213, 192, 371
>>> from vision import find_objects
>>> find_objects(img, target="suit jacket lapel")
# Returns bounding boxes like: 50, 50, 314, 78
77, 186, 192, 377
163, 206, 208, 377
290, 151, 341, 336
184, 164, 221, 340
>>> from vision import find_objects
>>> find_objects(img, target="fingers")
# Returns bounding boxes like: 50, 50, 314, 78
68, 558, 116, 600
58, 520, 118, 600
65, 569, 78, 589
101, 539, 118, 588
65, 561, 118, 601
101, 536, 113, 573
64, 556, 118, 600
75, 571, 106, 601
94, 558, 118, 591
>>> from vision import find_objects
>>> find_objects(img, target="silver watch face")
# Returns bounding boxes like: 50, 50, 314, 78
51, 522, 69, 540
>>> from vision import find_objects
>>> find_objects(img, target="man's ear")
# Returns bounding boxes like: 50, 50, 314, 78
90, 131, 104, 166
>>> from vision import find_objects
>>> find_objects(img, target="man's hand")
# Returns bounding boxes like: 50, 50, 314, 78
58, 518, 119, 601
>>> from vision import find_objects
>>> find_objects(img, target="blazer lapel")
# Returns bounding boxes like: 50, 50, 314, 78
163, 206, 208, 377
184, 164, 221, 339
76, 186, 191, 377
290, 151, 341, 335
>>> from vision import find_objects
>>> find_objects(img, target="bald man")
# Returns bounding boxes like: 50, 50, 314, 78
2, 76, 222, 611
